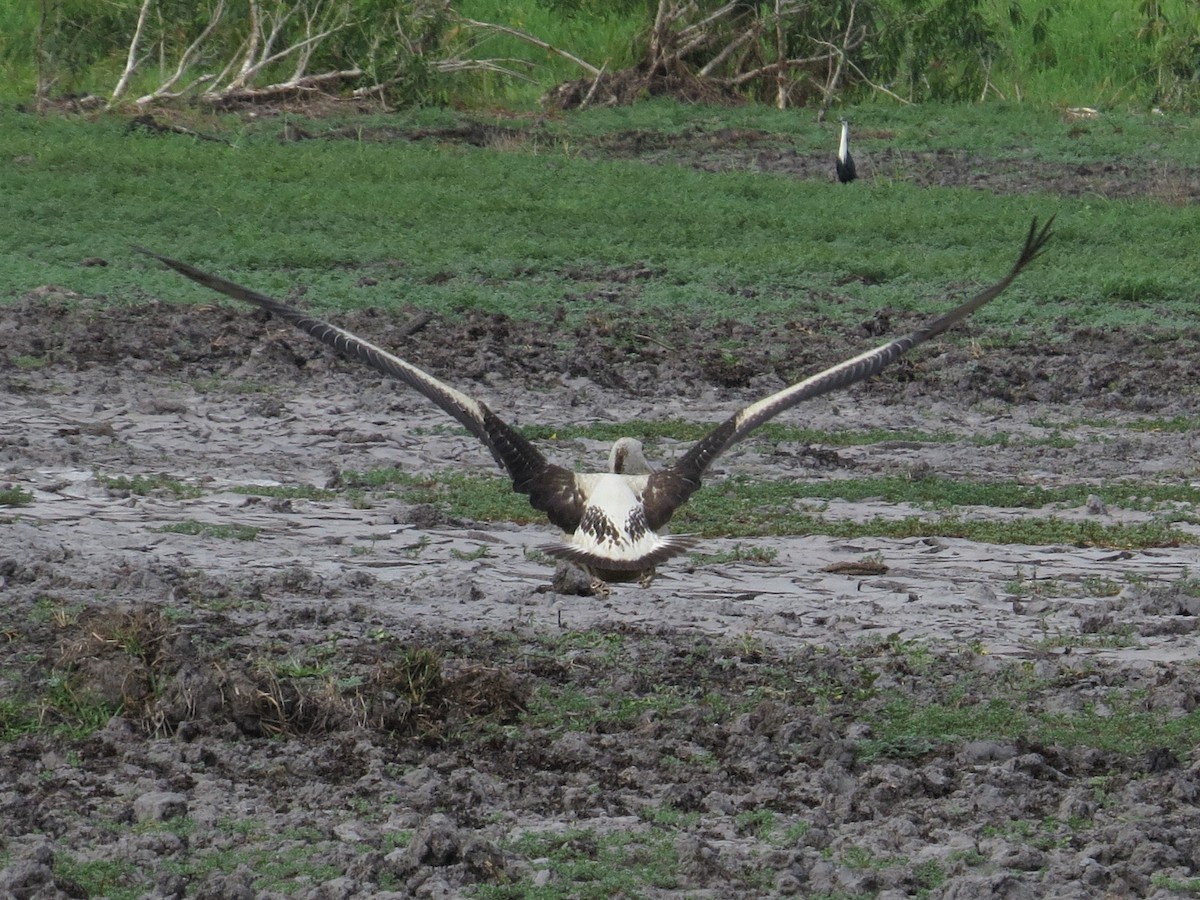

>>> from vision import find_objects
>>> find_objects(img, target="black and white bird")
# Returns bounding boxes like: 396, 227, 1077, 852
836, 117, 857, 183
138, 217, 1051, 584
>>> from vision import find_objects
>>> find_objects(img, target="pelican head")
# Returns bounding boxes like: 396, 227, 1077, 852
609, 437, 652, 475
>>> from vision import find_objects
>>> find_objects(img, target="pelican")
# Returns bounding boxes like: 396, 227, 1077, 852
836, 118, 857, 183
137, 217, 1052, 584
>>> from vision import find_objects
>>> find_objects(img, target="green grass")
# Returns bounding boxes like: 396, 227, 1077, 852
456, 0, 640, 107
229, 483, 337, 501
53, 858, 139, 900
853, 638, 1200, 761
479, 827, 682, 898
0, 487, 34, 507
516, 420, 960, 447
980, 0, 1200, 109
4, 105, 1200, 341
96, 473, 203, 499
336, 466, 1195, 549
154, 520, 261, 541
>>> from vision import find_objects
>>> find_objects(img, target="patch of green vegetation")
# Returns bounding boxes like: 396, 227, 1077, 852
154, 520, 261, 541
1152, 873, 1200, 893
914, 858, 947, 892
6, 105, 1200, 344
639, 803, 700, 829
267, 656, 334, 679
526, 682, 694, 735
481, 827, 681, 899
0, 696, 41, 741
36, 674, 123, 740
734, 808, 777, 839
53, 858, 139, 900
1004, 569, 1069, 598
1174, 574, 1200, 597
189, 376, 269, 394
31, 596, 83, 627
517, 421, 960, 448
13, 354, 46, 370
96, 473, 203, 500
229, 484, 337, 500
722, 474, 1200, 511
1005, 569, 1127, 600
155, 826, 344, 893
0, 486, 33, 506
451, 545, 492, 561
677, 487, 1191, 550
341, 468, 538, 523
690, 543, 779, 566
979, 818, 1072, 852
1128, 414, 1200, 433
335, 468, 1196, 549
1031, 631, 1139, 651
861, 657, 1200, 761
1081, 575, 1123, 598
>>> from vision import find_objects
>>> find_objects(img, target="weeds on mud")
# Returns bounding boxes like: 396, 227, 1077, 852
230, 483, 337, 501
515, 420, 959, 448
483, 827, 682, 899
689, 543, 778, 566
154, 519, 261, 541
1, 602, 526, 745
95, 473, 203, 500
333, 467, 1197, 549
0, 486, 33, 506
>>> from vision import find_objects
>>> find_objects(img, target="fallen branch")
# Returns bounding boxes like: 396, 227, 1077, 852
578, 61, 609, 109
816, 42, 912, 106
460, 17, 601, 77
206, 68, 365, 104
723, 52, 838, 88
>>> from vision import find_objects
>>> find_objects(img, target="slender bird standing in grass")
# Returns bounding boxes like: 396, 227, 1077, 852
836, 117, 857, 183
138, 217, 1053, 588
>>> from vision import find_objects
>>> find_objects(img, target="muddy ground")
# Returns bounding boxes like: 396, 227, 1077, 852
3, 127, 1200, 899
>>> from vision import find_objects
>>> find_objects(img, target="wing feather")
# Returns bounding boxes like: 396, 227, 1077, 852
137, 248, 588, 531
642, 216, 1054, 529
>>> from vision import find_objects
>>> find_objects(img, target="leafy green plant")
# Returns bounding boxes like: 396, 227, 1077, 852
155, 520, 261, 541
0, 487, 33, 507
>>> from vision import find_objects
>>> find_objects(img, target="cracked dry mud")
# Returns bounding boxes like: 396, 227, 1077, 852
4, 142, 1200, 897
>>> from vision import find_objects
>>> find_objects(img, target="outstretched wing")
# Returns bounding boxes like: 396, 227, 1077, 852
641, 216, 1055, 529
136, 248, 588, 533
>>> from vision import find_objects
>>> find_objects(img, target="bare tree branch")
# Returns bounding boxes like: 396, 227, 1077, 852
111, 0, 154, 104
817, 0, 858, 122
578, 61, 609, 109
131, 0, 227, 107
460, 17, 601, 77
723, 52, 838, 88
213, 68, 365, 103
815, 39, 912, 105
696, 25, 758, 78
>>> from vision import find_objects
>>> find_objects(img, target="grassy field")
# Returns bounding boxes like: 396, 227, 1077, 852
3, 102, 1199, 336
